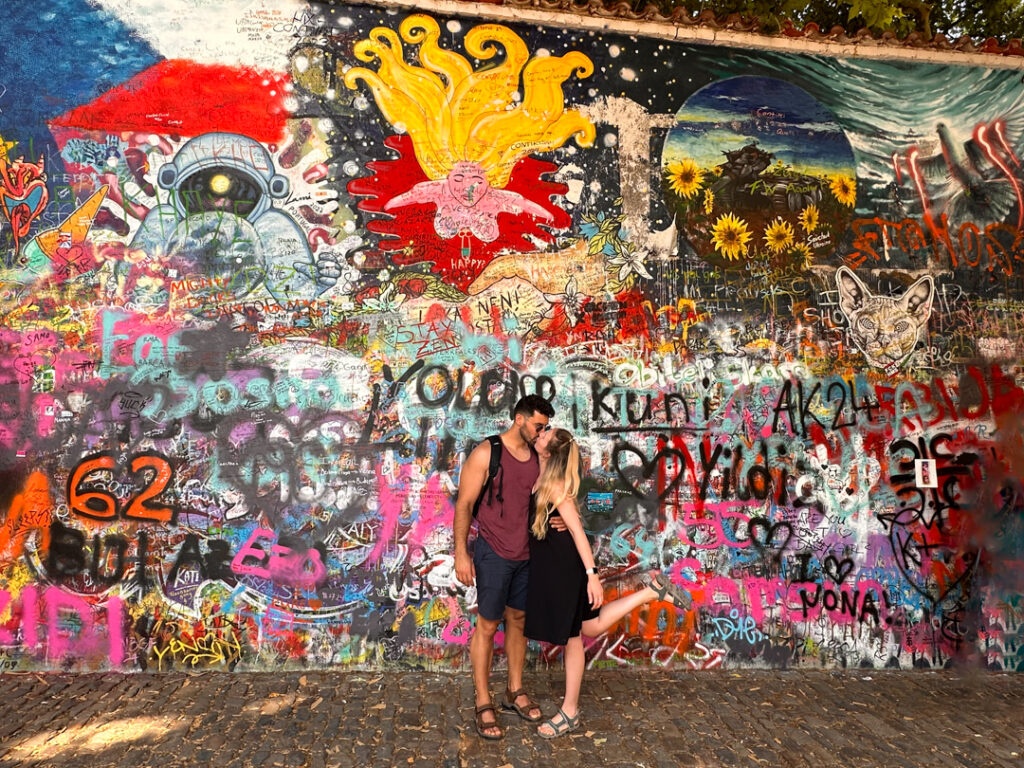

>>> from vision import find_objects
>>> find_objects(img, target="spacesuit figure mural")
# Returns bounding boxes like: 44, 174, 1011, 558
130, 132, 328, 305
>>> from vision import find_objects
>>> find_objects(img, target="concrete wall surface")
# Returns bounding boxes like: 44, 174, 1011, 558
0, 0, 1022, 672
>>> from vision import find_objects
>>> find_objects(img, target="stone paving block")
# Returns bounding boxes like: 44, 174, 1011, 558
0, 670, 1022, 767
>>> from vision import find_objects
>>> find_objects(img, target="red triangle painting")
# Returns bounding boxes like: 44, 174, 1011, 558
50, 59, 291, 143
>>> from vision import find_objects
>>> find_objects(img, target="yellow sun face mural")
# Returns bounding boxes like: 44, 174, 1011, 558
343, 15, 596, 189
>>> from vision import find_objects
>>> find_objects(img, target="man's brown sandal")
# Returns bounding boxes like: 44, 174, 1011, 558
474, 702, 504, 740
499, 688, 543, 722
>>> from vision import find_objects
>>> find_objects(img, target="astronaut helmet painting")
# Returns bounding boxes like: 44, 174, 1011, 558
158, 133, 287, 220
130, 131, 325, 306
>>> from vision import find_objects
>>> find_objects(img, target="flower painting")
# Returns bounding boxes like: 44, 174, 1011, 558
661, 76, 857, 269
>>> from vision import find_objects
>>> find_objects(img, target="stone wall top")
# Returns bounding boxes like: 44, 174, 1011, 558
374, 0, 1024, 68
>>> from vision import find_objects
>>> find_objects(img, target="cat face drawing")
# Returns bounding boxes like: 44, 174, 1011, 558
835, 266, 934, 372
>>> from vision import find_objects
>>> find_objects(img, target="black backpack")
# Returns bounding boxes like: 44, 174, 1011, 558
471, 435, 504, 518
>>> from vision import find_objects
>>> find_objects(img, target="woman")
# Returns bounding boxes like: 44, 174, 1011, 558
524, 427, 692, 739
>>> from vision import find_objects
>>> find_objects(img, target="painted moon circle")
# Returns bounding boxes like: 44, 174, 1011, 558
662, 76, 857, 269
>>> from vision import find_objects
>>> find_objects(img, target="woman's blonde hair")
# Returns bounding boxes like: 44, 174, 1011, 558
531, 428, 582, 539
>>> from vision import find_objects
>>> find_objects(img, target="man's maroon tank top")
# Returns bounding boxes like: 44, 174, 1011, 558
475, 440, 538, 561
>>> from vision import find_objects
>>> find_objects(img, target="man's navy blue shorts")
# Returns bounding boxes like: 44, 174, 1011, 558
473, 535, 529, 621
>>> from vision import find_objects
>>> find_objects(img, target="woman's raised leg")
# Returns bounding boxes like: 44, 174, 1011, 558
580, 583, 658, 637
581, 571, 690, 638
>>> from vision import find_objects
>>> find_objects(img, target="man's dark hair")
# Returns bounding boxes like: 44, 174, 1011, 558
513, 394, 554, 419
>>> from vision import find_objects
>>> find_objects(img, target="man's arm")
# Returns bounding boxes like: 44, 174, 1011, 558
453, 441, 490, 586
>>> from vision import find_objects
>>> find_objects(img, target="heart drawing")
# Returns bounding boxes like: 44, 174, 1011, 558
0, 153, 48, 258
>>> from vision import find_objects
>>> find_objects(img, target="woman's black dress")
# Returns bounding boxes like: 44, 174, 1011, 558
524, 495, 600, 645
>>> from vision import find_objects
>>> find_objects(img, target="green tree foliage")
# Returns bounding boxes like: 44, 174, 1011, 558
635, 0, 1024, 42
928, 0, 1024, 42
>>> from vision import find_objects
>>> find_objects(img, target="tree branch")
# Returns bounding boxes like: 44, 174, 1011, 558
898, 0, 933, 38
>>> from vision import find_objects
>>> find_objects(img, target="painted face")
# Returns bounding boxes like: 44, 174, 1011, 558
446, 162, 488, 208
518, 411, 551, 446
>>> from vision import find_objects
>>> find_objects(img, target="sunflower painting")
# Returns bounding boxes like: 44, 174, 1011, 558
703, 188, 715, 216
763, 218, 794, 253
711, 213, 754, 260
661, 76, 857, 270
830, 174, 857, 207
799, 203, 820, 233
666, 159, 705, 199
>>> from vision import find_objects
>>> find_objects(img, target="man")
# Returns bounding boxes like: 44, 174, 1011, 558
454, 394, 554, 740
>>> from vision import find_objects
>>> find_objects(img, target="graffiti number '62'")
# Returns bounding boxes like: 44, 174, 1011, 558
67, 452, 177, 524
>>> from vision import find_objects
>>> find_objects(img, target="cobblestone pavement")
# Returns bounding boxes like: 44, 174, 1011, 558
0, 669, 1021, 768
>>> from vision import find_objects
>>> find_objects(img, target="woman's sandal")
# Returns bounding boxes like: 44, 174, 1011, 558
649, 572, 693, 609
499, 687, 543, 722
474, 702, 505, 740
537, 707, 580, 739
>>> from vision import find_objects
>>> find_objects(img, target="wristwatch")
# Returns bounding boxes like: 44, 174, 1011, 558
585, 567, 598, 575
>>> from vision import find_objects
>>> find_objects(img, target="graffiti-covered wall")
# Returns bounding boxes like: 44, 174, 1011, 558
1, 0, 1023, 673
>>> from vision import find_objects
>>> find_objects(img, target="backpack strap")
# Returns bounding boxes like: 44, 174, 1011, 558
472, 435, 504, 518
486, 434, 503, 506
